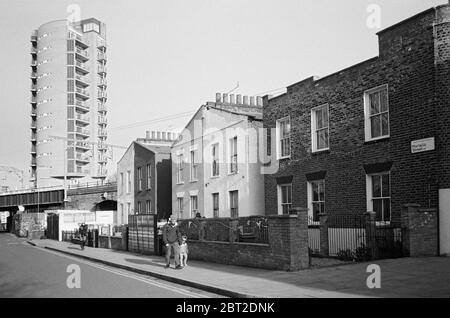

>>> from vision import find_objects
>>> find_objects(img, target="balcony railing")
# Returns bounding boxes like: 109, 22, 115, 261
75, 141, 91, 149
30, 96, 37, 104
97, 168, 108, 176
98, 142, 107, 150
75, 74, 90, 85
97, 91, 107, 100
31, 109, 37, 117
97, 103, 107, 112
75, 34, 89, 47
98, 155, 107, 163
97, 39, 106, 49
98, 116, 107, 125
31, 83, 37, 91
76, 127, 90, 136
76, 114, 89, 123
31, 120, 37, 129
31, 59, 37, 67
76, 87, 90, 98
76, 153, 90, 162
31, 158, 37, 165
98, 129, 107, 137
31, 145, 36, 153
30, 46, 37, 54
97, 65, 107, 74
75, 61, 89, 73
30, 31, 37, 42
31, 71, 37, 79
97, 78, 107, 87
75, 48, 89, 59
97, 52, 107, 61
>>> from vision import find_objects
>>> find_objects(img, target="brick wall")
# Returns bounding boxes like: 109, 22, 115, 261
401, 204, 439, 256
183, 210, 309, 271
263, 6, 449, 225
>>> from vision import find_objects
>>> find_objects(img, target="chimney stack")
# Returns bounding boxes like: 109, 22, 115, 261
223, 93, 229, 103
151, 131, 156, 139
230, 94, 235, 104
236, 94, 242, 104
157, 131, 161, 140
243, 95, 249, 105
216, 93, 222, 103
250, 96, 255, 106
257, 96, 263, 107
162, 132, 167, 140
146, 131, 150, 139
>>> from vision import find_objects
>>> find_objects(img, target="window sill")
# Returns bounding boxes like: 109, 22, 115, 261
176, 182, 184, 185
210, 176, 220, 179
190, 179, 198, 183
364, 136, 390, 145
311, 148, 330, 155
278, 155, 291, 160
228, 172, 239, 176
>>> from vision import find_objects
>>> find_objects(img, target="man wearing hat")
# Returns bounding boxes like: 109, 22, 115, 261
162, 216, 182, 269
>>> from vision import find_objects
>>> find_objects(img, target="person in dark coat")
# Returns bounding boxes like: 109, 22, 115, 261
162, 217, 182, 269
78, 223, 88, 250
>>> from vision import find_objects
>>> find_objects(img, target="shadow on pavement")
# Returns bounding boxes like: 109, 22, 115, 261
125, 258, 166, 268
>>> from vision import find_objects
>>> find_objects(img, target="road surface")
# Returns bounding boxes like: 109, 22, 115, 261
0, 233, 221, 298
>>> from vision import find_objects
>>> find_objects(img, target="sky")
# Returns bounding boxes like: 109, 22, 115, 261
0, 0, 446, 186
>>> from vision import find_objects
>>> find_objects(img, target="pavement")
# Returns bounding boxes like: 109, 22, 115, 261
0, 233, 220, 298
24, 237, 450, 298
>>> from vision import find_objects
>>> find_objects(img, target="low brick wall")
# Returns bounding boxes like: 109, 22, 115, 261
401, 204, 439, 257
182, 209, 309, 271
187, 241, 284, 270
98, 235, 126, 251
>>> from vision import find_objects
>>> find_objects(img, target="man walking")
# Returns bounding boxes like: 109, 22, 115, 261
162, 217, 182, 269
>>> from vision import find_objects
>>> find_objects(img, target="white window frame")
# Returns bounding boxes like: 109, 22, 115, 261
126, 170, 131, 194
137, 201, 141, 214
211, 143, 220, 177
190, 150, 198, 181
120, 172, 124, 194
364, 84, 390, 142
311, 104, 330, 152
229, 190, 239, 218
177, 197, 184, 219
146, 200, 151, 214
229, 136, 238, 174
190, 195, 198, 218
276, 116, 291, 159
212, 193, 220, 218
277, 184, 292, 215
146, 164, 151, 189
307, 179, 325, 224
366, 172, 391, 224
137, 167, 142, 191
177, 154, 184, 184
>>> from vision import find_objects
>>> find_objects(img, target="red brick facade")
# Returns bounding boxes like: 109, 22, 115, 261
263, 5, 450, 225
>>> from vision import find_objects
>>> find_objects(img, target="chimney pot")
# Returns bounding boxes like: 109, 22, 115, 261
257, 96, 263, 107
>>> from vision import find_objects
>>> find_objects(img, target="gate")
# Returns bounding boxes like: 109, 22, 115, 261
327, 214, 403, 261
46, 214, 59, 240
128, 214, 157, 255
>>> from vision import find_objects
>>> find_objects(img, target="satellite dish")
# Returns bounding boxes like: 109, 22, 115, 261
18, 205, 25, 212
102, 192, 108, 199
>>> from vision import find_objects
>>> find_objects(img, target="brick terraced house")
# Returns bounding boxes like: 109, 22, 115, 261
263, 5, 450, 255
